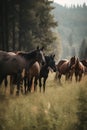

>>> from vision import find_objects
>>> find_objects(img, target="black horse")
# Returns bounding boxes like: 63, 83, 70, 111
33, 54, 56, 92
0, 46, 45, 95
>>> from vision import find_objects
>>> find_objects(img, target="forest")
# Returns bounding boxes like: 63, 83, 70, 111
53, 2, 87, 59
1, 1, 87, 60
0, 0, 58, 53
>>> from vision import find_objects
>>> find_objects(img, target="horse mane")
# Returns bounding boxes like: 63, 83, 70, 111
17, 49, 37, 60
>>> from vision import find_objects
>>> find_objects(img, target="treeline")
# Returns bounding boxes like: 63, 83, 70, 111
0, 0, 57, 51
79, 38, 87, 59
53, 2, 87, 58
64, 2, 87, 9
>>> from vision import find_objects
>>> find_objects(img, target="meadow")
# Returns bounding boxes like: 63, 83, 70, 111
0, 72, 87, 130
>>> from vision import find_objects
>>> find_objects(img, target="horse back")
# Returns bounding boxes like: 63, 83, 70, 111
56, 59, 68, 70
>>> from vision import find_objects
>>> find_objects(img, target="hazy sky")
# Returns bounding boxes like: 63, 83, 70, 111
54, 0, 87, 7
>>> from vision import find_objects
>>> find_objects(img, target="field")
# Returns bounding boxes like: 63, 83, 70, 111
0, 72, 87, 130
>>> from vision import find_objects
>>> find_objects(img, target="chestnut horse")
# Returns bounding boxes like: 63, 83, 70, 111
74, 58, 86, 82
56, 56, 76, 82
0, 46, 45, 95
81, 59, 87, 74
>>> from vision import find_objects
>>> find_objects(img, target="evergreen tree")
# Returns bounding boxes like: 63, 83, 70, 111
0, 0, 58, 51
79, 38, 87, 59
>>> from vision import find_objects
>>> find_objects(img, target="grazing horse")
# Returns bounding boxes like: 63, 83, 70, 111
0, 46, 45, 95
56, 56, 76, 82
74, 58, 86, 82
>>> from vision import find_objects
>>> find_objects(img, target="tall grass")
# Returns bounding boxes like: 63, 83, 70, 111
0, 73, 87, 130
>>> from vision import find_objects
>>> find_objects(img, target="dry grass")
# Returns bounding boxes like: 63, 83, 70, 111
0, 72, 87, 130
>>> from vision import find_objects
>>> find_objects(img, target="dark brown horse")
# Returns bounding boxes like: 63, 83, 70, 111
74, 58, 86, 82
56, 56, 76, 82
0, 46, 45, 95
24, 61, 41, 93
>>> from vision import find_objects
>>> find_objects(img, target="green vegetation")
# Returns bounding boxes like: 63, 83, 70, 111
79, 38, 87, 59
0, 73, 87, 130
53, 3, 87, 58
0, 0, 57, 52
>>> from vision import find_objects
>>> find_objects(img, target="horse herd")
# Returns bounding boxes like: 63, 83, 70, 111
56, 56, 87, 82
0, 46, 87, 95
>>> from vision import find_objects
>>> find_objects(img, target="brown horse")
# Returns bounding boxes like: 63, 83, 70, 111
74, 58, 86, 82
0, 46, 45, 95
56, 56, 76, 82
24, 54, 56, 93
81, 59, 87, 74
24, 61, 41, 93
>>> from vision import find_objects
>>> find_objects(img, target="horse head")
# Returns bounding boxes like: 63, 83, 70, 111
45, 54, 56, 72
35, 46, 45, 65
69, 56, 76, 69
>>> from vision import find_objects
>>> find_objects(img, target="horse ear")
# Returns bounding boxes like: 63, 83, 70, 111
51, 54, 55, 58
53, 54, 55, 58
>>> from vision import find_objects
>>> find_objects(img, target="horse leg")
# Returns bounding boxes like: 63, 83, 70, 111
34, 77, 38, 92
27, 77, 32, 92
39, 78, 42, 92
30, 77, 33, 92
24, 76, 27, 94
43, 77, 47, 93
79, 73, 82, 81
4, 76, 8, 94
0, 75, 5, 85
16, 71, 22, 95
10, 74, 18, 95
20, 78, 23, 94
10, 76, 13, 94
58, 74, 61, 83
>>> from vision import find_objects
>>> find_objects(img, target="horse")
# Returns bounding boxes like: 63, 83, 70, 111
81, 59, 87, 74
81, 59, 87, 67
56, 56, 76, 82
0, 46, 45, 95
32, 54, 56, 93
22, 54, 56, 93
74, 58, 86, 82
23, 61, 41, 93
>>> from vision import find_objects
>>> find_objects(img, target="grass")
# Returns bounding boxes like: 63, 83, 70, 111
0, 72, 87, 130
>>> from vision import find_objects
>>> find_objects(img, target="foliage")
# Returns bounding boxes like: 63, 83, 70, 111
79, 38, 87, 59
0, 0, 58, 52
52, 3, 87, 58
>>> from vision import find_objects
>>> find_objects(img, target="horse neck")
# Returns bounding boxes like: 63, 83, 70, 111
69, 57, 75, 67
44, 56, 50, 68
75, 59, 80, 69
